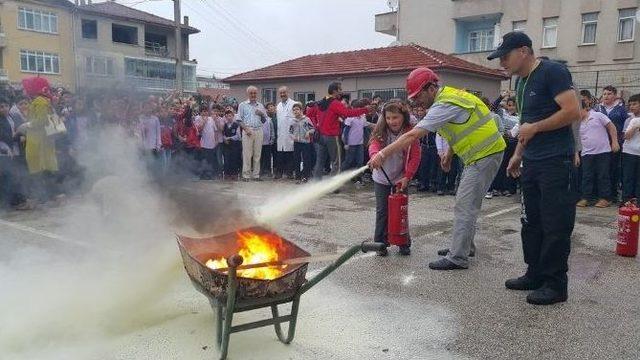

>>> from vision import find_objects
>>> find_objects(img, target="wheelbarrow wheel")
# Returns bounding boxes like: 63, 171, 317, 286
271, 296, 300, 344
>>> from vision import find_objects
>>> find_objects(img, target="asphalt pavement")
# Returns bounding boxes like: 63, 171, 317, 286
1, 178, 638, 360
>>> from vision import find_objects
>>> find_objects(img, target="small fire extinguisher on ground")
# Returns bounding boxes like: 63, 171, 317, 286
381, 167, 409, 247
617, 199, 639, 257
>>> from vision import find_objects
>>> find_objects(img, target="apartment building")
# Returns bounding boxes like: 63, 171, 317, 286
376, 0, 640, 95
0, 0, 76, 90
74, 1, 200, 93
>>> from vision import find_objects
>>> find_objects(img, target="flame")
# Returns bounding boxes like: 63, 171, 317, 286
205, 231, 287, 280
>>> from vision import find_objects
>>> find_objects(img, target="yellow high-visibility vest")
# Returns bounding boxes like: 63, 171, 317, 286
434, 86, 506, 165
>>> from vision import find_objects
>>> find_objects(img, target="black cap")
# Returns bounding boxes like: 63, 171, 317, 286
487, 31, 532, 60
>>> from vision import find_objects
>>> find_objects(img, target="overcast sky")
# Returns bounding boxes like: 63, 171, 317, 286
116, 0, 394, 79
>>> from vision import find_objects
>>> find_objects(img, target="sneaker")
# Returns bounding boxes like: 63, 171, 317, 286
301, 178, 308, 183
526, 287, 567, 305
594, 199, 610, 208
428, 258, 467, 270
398, 246, 411, 256
502, 190, 512, 197
505, 275, 543, 291
485, 192, 493, 199
376, 247, 389, 257
241, 178, 251, 182
253, 178, 263, 182
437, 190, 445, 196
576, 199, 589, 207
354, 180, 363, 187
492, 190, 501, 197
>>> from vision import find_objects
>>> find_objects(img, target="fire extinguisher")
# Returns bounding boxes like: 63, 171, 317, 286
617, 199, 639, 257
381, 167, 409, 247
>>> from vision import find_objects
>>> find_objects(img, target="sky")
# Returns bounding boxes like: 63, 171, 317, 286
116, 0, 394, 79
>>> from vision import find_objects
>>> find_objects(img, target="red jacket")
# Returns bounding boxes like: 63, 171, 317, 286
316, 97, 368, 136
368, 126, 421, 180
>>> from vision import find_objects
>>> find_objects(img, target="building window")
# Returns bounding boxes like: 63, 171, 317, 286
125, 58, 175, 79
85, 56, 114, 76
468, 29, 494, 52
82, 19, 97, 39
358, 88, 407, 101
542, 17, 558, 48
17, 7, 58, 34
618, 8, 637, 42
512, 20, 526, 32
262, 88, 277, 104
112, 24, 138, 45
20, 50, 60, 74
294, 92, 315, 104
581, 13, 598, 45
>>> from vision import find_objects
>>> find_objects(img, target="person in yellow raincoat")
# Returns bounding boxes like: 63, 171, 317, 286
21, 76, 62, 203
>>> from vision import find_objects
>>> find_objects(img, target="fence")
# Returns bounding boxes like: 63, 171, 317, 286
570, 68, 640, 98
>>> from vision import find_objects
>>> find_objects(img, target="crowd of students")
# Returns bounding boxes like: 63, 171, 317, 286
0, 76, 638, 212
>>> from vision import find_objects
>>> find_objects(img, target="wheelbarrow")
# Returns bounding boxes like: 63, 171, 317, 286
177, 227, 385, 360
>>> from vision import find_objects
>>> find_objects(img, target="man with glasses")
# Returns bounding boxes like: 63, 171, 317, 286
488, 31, 581, 305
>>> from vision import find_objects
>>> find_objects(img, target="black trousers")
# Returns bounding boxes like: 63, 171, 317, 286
437, 155, 460, 192
223, 141, 242, 177
293, 142, 314, 179
274, 151, 294, 177
581, 152, 611, 201
418, 145, 439, 189
490, 139, 518, 193
201, 148, 219, 179
374, 182, 410, 249
260, 144, 273, 176
611, 146, 622, 201
521, 156, 576, 293
622, 153, 640, 202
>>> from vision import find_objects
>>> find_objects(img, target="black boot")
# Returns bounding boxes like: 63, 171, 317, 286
526, 287, 568, 305
505, 275, 543, 291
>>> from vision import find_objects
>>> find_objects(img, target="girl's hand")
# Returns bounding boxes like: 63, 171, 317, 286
396, 177, 409, 192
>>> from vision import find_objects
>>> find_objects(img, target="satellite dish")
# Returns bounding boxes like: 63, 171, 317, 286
387, 0, 399, 11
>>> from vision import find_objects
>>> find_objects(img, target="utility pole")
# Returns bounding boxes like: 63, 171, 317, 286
174, 0, 183, 93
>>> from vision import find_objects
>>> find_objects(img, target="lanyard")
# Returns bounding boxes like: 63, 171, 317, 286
516, 60, 540, 116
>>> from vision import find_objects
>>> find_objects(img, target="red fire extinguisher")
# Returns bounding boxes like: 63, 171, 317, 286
617, 199, 639, 257
381, 167, 409, 247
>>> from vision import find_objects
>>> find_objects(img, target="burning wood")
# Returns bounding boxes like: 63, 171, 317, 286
205, 231, 287, 280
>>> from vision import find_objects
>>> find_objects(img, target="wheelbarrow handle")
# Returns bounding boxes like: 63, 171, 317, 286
298, 242, 381, 295
361, 241, 386, 253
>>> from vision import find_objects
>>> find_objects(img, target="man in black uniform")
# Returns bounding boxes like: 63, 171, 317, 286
488, 32, 580, 305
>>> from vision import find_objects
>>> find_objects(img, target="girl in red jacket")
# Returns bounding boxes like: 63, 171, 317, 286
369, 102, 421, 256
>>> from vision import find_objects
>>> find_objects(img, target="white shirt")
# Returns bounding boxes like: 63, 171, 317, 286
200, 116, 218, 149
276, 98, 295, 152
623, 117, 640, 156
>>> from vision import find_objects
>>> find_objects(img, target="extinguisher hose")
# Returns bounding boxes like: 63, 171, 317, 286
379, 166, 395, 193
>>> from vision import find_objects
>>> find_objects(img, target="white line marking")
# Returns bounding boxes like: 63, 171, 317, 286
0, 219, 88, 247
484, 205, 520, 218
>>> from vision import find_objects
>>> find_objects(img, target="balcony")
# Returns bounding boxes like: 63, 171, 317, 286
144, 41, 170, 58
452, 0, 504, 19
0, 69, 8, 82
375, 11, 398, 36
124, 76, 197, 93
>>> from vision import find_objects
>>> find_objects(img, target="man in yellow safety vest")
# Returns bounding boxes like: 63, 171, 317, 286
368, 67, 505, 270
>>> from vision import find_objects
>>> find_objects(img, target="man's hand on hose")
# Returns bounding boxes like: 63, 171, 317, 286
396, 177, 409, 192
368, 150, 385, 169
507, 154, 522, 178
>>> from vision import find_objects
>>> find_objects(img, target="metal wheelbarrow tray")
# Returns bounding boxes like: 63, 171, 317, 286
177, 226, 384, 360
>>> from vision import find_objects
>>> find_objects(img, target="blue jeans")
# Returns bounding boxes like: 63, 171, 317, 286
341, 144, 364, 171
160, 149, 172, 175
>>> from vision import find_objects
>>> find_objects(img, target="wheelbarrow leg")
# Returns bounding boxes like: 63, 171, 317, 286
219, 257, 240, 360
271, 296, 300, 344
216, 303, 223, 347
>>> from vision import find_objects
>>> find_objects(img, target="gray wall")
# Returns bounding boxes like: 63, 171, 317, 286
226, 71, 502, 104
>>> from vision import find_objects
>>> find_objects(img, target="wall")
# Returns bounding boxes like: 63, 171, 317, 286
0, 0, 76, 90
226, 71, 501, 104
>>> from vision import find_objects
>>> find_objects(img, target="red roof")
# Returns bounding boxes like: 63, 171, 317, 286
224, 44, 507, 83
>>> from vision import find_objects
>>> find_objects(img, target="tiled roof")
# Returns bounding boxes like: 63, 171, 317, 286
224, 44, 507, 83
79, 1, 199, 34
